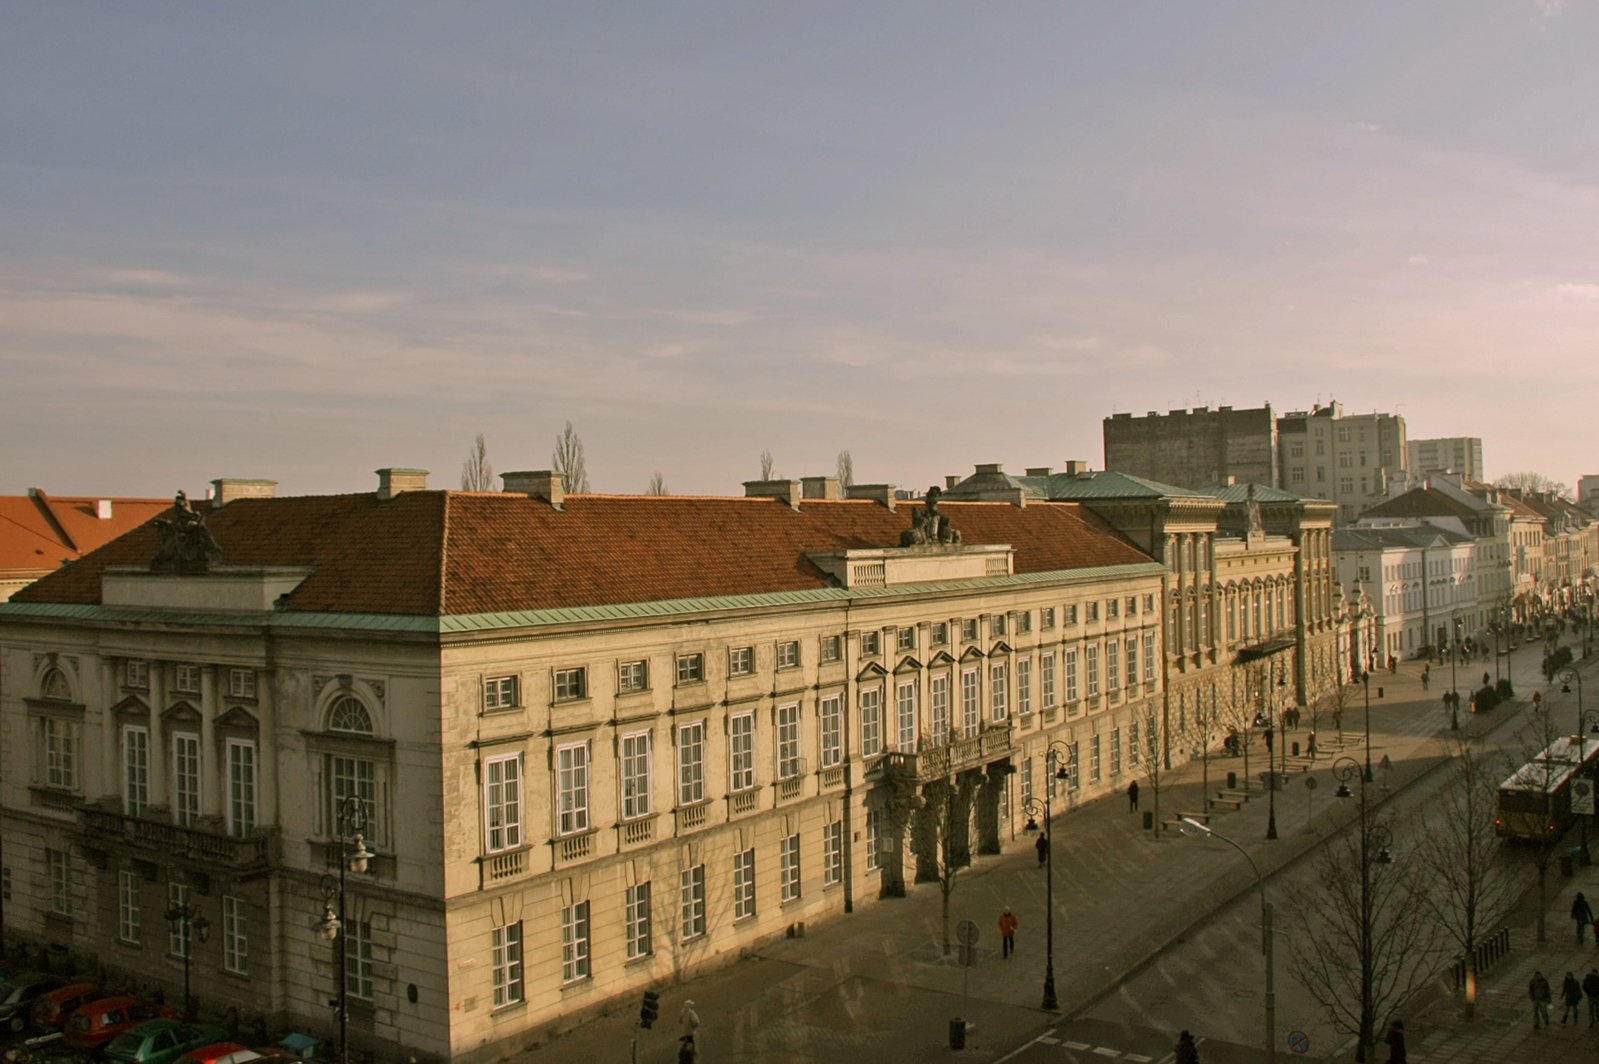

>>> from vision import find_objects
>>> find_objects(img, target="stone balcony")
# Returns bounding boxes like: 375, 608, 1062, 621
78, 806, 275, 873
873, 726, 1014, 785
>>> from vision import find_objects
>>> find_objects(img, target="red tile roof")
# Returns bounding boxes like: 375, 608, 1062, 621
12, 492, 1153, 617
0, 492, 173, 586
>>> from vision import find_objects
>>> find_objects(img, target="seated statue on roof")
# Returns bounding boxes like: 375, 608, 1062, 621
901, 486, 962, 548
150, 490, 224, 574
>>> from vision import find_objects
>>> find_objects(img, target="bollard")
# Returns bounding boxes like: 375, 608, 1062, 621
1143, 811, 1154, 830
1292, 741, 1300, 757
1228, 771, 1238, 790
949, 1018, 966, 1050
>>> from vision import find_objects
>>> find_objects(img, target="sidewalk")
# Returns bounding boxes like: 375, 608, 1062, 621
516, 646, 1547, 1064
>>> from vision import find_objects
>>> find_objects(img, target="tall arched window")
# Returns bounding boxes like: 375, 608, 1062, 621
328, 696, 374, 735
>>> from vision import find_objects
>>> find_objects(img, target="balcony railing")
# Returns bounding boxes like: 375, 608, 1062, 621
877, 726, 1013, 784
78, 807, 272, 869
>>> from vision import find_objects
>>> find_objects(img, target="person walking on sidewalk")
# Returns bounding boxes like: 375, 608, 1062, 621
1562, 971, 1583, 1024
1531, 969, 1553, 1028
1127, 780, 1139, 812
1174, 1030, 1199, 1064
1035, 831, 1049, 867
1384, 1019, 1406, 1064
998, 906, 1018, 958
1574, 891, 1594, 943
1583, 968, 1599, 1026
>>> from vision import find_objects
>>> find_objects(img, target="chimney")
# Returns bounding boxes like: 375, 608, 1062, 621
502, 470, 565, 510
975, 463, 1004, 475
743, 479, 802, 509
945, 475, 959, 490
1025, 467, 1053, 478
1062, 460, 1089, 475
846, 484, 897, 510
96, 499, 113, 520
210, 479, 278, 507
801, 476, 842, 500
375, 468, 429, 501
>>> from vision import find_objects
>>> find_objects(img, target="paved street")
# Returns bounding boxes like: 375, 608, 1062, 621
518, 642, 1581, 1064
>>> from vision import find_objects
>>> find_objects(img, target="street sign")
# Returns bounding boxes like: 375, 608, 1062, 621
956, 919, 979, 947
1288, 1030, 1311, 1055
1575, 779, 1595, 816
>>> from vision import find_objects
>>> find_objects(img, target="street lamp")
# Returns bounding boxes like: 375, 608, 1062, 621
1360, 670, 1378, 782
1448, 613, 1462, 731
1264, 671, 1287, 841
1332, 756, 1395, 1063
165, 901, 210, 1022
1022, 741, 1072, 1012
316, 795, 374, 1064
1560, 668, 1595, 865
1179, 817, 1273, 1064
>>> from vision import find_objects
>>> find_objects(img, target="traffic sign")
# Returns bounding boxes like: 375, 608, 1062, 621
1288, 1030, 1311, 1054
1575, 779, 1595, 815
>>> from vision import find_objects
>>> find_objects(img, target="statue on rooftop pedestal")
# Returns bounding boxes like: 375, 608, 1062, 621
150, 491, 223, 574
901, 486, 962, 548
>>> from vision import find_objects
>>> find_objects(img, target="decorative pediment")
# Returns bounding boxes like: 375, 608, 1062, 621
215, 706, 260, 732
855, 661, 888, 681
161, 701, 202, 725
893, 656, 923, 674
110, 695, 151, 720
928, 650, 956, 666
959, 646, 986, 663
988, 641, 1013, 657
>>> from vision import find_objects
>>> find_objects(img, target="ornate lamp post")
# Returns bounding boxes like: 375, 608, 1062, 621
1332, 756, 1395, 1063
1022, 741, 1072, 1011
166, 901, 210, 1022
1448, 613, 1462, 730
1561, 668, 1596, 865
1265, 671, 1286, 840
1360, 670, 1376, 782
317, 795, 374, 1064
1179, 817, 1274, 1064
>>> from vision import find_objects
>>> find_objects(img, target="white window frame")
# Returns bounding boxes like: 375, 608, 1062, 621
930, 674, 950, 744
990, 661, 1008, 721
865, 807, 882, 871
561, 901, 591, 984
1086, 645, 1101, 697
1017, 657, 1032, 717
820, 636, 842, 663
819, 695, 843, 769
859, 687, 883, 758
554, 667, 588, 702
1091, 734, 1102, 782
733, 849, 756, 920
123, 724, 150, 817
174, 663, 201, 695
1126, 638, 1138, 688
222, 895, 247, 975
493, 921, 525, 1005
484, 752, 524, 852
1064, 648, 1080, 703
895, 681, 918, 753
43, 716, 78, 790
1144, 632, 1158, 682
342, 919, 374, 1000
677, 722, 705, 806
823, 820, 843, 886
729, 647, 754, 677
168, 881, 190, 957
1041, 607, 1056, 630
676, 653, 705, 685
1107, 641, 1120, 693
625, 883, 653, 960
680, 865, 706, 941
125, 660, 149, 689
897, 627, 916, 652
225, 738, 257, 839
777, 641, 800, 669
860, 631, 881, 657
49, 850, 71, 915
729, 713, 755, 792
961, 668, 980, 735
620, 732, 652, 820
776, 702, 802, 779
557, 741, 591, 835
1130, 721, 1142, 767
780, 833, 801, 903
227, 668, 256, 700
618, 660, 649, 693
1041, 653, 1056, 708
330, 754, 376, 844
173, 732, 201, 827
1111, 727, 1122, 776
118, 870, 141, 943
483, 675, 519, 710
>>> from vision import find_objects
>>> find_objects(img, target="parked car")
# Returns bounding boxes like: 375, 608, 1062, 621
105, 1020, 231, 1064
29, 981, 103, 1032
63, 996, 179, 1052
175, 1045, 264, 1064
0, 973, 66, 1033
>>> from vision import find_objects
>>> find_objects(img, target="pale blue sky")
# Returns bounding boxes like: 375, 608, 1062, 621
4, 2, 1596, 497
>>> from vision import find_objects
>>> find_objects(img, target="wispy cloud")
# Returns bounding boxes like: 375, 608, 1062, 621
1555, 282, 1599, 299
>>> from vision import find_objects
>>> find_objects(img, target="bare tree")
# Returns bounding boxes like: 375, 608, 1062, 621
912, 774, 977, 956
646, 471, 668, 495
1288, 811, 1444, 1062
1139, 708, 1165, 837
759, 449, 775, 480
1412, 735, 1521, 1017
551, 421, 590, 493
835, 449, 855, 489
1517, 698, 1565, 944
460, 433, 494, 491
1495, 472, 1572, 500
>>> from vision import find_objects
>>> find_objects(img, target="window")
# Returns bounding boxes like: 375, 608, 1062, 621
1087, 601, 1100, 622
1144, 593, 1157, 613
1106, 641, 1120, 693
1111, 727, 1122, 775
173, 663, 201, 694
125, 660, 149, 689
47, 849, 71, 916
729, 647, 754, 676
932, 622, 949, 646
1127, 596, 1139, 617
554, 667, 588, 701
625, 884, 653, 959
328, 696, 372, 733
677, 723, 705, 805
227, 668, 256, 700
621, 733, 652, 819
897, 627, 916, 652
557, 742, 591, 834
1065, 604, 1079, 625
780, 833, 802, 902
823, 820, 843, 885
561, 901, 591, 984
1129, 722, 1141, 767
1017, 658, 1032, 717
222, 895, 247, 975
168, 882, 191, 956
676, 653, 705, 685
961, 619, 978, 641
860, 631, 881, 657
992, 614, 1008, 636
777, 703, 802, 779
1086, 645, 1100, 697
1041, 607, 1056, 630
1016, 611, 1032, 634
819, 636, 842, 663
618, 660, 649, 693
1107, 598, 1120, 621
930, 675, 951, 742
1126, 639, 1138, 687
344, 919, 374, 999
1041, 653, 1056, 708
859, 687, 883, 758
493, 922, 525, 1005
1090, 734, 1102, 782
990, 661, 1008, 720
118, 870, 141, 943
866, 808, 882, 871
733, 849, 756, 920
894, 682, 918, 752
777, 641, 800, 669
1067, 742, 1080, 790
1021, 756, 1033, 806
819, 695, 843, 768
961, 668, 980, 734
680, 865, 706, 941
330, 754, 375, 843
484, 753, 524, 851
43, 716, 78, 790
123, 725, 149, 817
173, 733, 200, 827
226, 739, 257, 838
483, 675, 519, 710
1064, 649, 1079, 703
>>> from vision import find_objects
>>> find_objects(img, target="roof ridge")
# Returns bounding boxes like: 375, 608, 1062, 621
28, 489, 79, 553
436, 492, 451, 615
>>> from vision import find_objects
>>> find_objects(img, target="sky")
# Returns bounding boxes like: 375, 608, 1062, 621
3, 1, 1597, 499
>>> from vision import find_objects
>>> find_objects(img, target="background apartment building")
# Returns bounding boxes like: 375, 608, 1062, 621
1407, 437, 1484, 481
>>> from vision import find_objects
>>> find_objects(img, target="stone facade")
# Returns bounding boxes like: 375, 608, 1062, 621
1102, 405, 1279, 491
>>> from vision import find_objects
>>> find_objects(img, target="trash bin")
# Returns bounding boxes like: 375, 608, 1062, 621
949, 1018, 966, 1050
1142, 811, 1154, 830
1227, 771, 1237, 789
1292, 741, 1300, 757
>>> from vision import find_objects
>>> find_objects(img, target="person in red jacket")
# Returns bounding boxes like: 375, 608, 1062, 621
998, 907, 1018, 958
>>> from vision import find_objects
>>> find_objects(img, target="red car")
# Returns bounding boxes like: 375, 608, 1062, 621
63, 996, 179, 1052
30, 981, 102, 1032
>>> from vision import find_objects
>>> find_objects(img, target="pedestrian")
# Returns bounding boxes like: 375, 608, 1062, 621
1422, 671, 1430, 691
998, 906, 1018, 958
1564, 971, 1585, 1024
1384, 1019, 1406, 1064
1388, 653, 1397, 673
680, 999, 700, 1046
1035, 831, 1049, 867
1483, 671, 1491, 689
1174, 1029, 1199, 1064
1127, 780, 1140, 812
1575, 892, 1594, 944
1531, 969, 1552, 1028
1583, 968, 1599, 1027
1307, 732, 1317, 757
